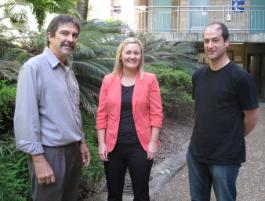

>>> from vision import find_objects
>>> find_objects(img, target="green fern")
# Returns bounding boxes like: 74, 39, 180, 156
0, 60, 21, 81
137, 33, 201, 74
73, 20, 124, 114
0, 136, 30, 201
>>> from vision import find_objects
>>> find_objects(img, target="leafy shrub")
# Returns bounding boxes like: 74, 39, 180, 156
0, 108, 103, 201
0, 80, 16, 134
0, 83, 103, 200
79, 113, 104, 199
26, 30, 46, 56
146, 65, 193, 119
0, 136, 31, 201
136, 33, 200, 75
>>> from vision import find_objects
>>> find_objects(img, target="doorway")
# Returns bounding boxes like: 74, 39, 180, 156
247, 54, 265, 99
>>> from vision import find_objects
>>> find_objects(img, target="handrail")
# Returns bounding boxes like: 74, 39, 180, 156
134, 5, 265, 33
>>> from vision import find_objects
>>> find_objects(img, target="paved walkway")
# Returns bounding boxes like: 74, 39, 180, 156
86, 104, 265, 201
155, 103, 265, 201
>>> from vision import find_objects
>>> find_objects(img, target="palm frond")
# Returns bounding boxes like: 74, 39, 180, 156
0, 47, 31, 64
137, 33, 200, 74
73, 61, 109, 78
79, 85, 98, 115
0, 60, 21, 81
0, 42, 31, 81
73, 20, 124, 114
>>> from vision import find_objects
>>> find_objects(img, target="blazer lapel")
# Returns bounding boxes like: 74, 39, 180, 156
114, 74, 122, 117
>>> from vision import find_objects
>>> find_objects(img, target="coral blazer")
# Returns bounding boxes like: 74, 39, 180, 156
96, 72, 163, 153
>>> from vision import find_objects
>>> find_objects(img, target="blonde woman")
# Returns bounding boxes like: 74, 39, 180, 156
96, 37, 163, 201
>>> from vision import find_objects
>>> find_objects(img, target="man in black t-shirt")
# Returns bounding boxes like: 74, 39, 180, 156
187, 22, 259, 201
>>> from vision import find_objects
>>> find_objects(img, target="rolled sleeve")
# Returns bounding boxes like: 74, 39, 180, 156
14, 64, 44, 155
149, 75, 163, 128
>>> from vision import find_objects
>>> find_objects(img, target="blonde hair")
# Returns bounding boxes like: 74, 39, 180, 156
113, 37, 144, 79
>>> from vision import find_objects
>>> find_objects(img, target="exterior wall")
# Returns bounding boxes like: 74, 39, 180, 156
88, 0, 260, 34
136, 0, 148, 5
88, 0, 112, 20
178, 0, 189, 31
135, 0, 148, 31
119, 0, 135, 29
88, 0, 135, 29
209, 0, 251, 32
155, 32, 265, 42
172, 0, 180, 30
176, 0, 251, 32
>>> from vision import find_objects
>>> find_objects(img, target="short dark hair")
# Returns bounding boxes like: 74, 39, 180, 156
46, 14, 80, 46
205, 22, 229, 42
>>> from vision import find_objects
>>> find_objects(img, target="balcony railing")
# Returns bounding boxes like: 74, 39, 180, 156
134, 5, 265, 33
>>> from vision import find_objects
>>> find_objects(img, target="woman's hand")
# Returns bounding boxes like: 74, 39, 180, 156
147, 141, 158, 160
97, 129, 108, 161
147, 127, 160, 160
98, 142, 108, 161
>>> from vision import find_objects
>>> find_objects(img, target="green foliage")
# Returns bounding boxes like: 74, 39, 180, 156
0, 38, 31, 81
80, 113, 104, 192
0, 38, 16, 56
0, 81, 16, 133
0, 60, 21, 81
73, 20, 125, 114
19, 0, 77, 29
0, 1, 28, 38
1, 47, 31, 64
146, 65, 193, 118
0, 136, 30, 201
81, 113, 104, 181
136, 33, 201, 75
0, 0, 77, 40
24, 30, 46, 55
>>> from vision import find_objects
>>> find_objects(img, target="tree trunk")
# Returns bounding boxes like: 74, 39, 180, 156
77, 0, 89, 20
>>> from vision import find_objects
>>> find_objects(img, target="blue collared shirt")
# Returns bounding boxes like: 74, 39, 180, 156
14, 47, 84, 155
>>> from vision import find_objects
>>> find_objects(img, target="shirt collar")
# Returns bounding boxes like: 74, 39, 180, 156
43, 47, 71, 69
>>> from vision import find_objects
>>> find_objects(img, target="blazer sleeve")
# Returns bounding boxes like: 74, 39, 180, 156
96, 76, 108, 130
149, 74, 163, 128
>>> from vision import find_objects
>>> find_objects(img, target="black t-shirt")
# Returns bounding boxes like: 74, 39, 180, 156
189, 61, 259, 165
117, 85, 139, 144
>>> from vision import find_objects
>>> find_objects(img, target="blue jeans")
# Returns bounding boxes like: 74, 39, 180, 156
186, 150, 240, 201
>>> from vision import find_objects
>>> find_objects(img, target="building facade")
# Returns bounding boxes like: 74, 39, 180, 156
88, 0, 265, 99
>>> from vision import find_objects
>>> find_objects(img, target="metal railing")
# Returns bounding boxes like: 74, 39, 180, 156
134, 5, 265, 33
